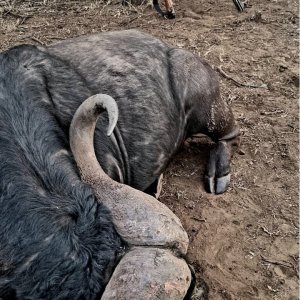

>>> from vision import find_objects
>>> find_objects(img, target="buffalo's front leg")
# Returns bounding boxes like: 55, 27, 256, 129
164, 0, 175, 19
204, 132, 240, 194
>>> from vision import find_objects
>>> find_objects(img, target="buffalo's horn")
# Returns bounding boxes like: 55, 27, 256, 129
70, 94, 118, 182
70, 94, 189, 254
101, 248, 192, 300
70, 94, 191, 298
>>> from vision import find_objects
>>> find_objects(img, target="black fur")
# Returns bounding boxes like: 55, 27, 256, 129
0, 45, 123, 299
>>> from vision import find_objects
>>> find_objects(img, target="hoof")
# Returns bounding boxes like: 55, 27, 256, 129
164, 10, 176, 19
204, 141, 231, 194
204, 173, 231, 195
215, 174, 231, 194
102, 247, 192, 300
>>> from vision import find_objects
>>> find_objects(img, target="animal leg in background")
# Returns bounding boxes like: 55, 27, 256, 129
153, 0, 175, 19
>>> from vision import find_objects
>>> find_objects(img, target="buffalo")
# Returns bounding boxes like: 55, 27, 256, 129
0, 44, 191, 299
0, 29, 240, 299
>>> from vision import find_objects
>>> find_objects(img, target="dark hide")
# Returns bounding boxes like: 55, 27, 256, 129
47, 30, 239, 193
0, 45, 122, 299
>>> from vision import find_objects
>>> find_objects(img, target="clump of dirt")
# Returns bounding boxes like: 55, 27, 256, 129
0, 0, 298, 299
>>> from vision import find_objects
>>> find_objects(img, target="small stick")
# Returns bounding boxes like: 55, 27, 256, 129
260, 255, 293, 269
215, 66, 268, 89
3, 10, 28, 19
120, 15, 139, 26
31, 37, 45, 45
192, 217, 206, 222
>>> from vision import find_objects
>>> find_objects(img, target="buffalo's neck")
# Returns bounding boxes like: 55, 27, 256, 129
0, 84, 80, 197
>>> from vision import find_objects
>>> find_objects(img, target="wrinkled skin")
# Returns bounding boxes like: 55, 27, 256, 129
70, 94, 192, 299
48, 29, 240, 195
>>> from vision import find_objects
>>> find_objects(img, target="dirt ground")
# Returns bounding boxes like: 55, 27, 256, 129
0, 0, 299, 299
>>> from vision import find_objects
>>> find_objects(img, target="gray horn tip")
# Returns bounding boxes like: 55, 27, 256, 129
93, 94, 119, 137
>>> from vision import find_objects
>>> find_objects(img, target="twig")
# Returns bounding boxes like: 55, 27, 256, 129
3, 9, 27, 19
31, 37, 45, 45
192, 217, 206, 222
260, 255, 293, 269
260, 110, 284, 115
99, 0, 111, 16
119, 15, 139, 26
215, 66, 268, 89
46, 36, 64, 41
203, 8, 212, 13
291, 221, 299, 229
260, 226, 279, 236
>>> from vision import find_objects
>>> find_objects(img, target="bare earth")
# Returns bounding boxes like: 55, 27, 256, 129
0, 0, 299, 299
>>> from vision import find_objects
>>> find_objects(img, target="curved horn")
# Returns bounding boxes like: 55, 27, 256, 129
70, 94, 118, 182
70, 94, 192, 300
70, 93, 189, 254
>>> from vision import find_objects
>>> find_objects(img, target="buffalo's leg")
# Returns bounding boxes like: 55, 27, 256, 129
167, 48, 240, 194
233, 0, 244, 11
204, 135, 240, 194
101, 247, 192, 300
153, 0, 175, 19
164, 0, 175, 19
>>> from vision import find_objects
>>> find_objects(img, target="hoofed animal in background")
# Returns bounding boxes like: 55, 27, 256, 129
0, 45, 191, 299
153, 0, 175, 19
48, 30, 240, 195
152, 0, 244, 19
122, 0, 175, 19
